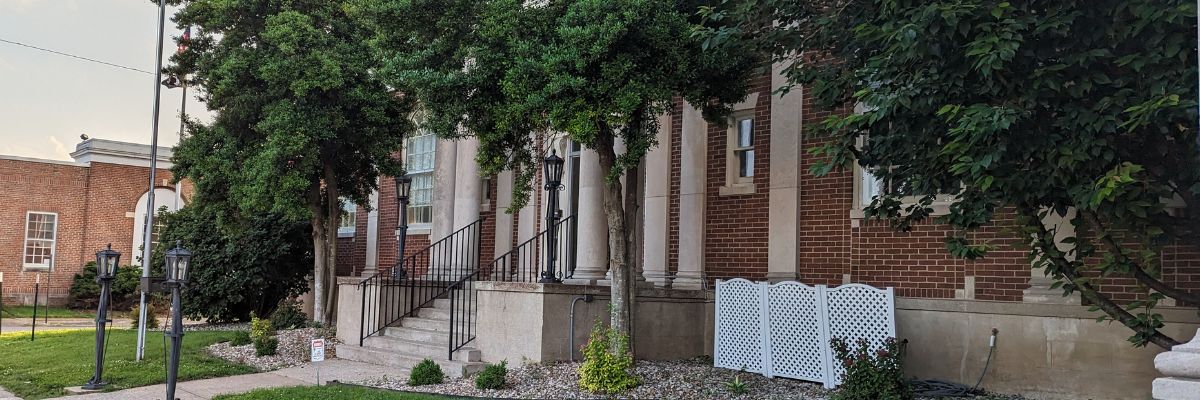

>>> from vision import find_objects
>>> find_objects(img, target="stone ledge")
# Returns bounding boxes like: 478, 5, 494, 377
474, 281, 712, 301
897, 297, 1200, 323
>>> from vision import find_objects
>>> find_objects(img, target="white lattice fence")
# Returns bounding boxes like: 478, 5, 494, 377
714, 279, 896, 388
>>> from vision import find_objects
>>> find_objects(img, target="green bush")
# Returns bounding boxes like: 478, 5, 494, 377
408, 359, 445, 386
67, 261, 143, 310
131, 303, 159, 330
250, 314, 274, 341
830, 337, 912, 400
474, 360, 507, 390
253, 337, 278, 357
269, 299, 308, 330
230, 331, 252, 346
578, 322, 639, 394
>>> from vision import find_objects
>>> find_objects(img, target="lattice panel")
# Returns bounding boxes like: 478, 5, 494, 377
766, 282, 827, 382
714, 279, 765, 374
823, 284, 896, 386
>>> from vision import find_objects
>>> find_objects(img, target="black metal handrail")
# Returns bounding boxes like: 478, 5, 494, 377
359, 218, 485, 346
447, 269, 479, 360
484, 215, 576, 282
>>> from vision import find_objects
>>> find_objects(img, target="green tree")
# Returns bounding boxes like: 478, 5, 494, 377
700, 0, 1199, 348
152, 204, 312, 322
163, 0, 418, 324
354, 0, 759, 347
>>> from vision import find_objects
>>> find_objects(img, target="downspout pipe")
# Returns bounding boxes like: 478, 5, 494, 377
568, 294, 595, 362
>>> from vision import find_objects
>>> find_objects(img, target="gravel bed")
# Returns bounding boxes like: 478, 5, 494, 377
357, 358, 829, 399
206, 327, 339, 371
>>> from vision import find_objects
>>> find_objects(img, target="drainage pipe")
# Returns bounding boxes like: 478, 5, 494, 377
568, 294, 595, 361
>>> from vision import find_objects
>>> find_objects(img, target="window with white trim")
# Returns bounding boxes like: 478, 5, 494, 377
23, 212, 57, 269
720, 113, 757, 196
338, 199, 357, 237
406, 131, 435, 226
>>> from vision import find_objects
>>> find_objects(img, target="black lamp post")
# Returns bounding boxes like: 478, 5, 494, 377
83, 244, 120, 390
163, 242, 192, 400
392, 174, 413, 280
540, 151, 566, 283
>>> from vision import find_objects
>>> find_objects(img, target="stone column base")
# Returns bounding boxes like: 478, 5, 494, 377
1153, 377, 1200, 400
672, 274, 705, 290
765, 272, 800, 283
1022, 286, 1080, 305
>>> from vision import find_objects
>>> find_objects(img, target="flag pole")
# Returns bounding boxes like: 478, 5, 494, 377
136, 0, 168, 361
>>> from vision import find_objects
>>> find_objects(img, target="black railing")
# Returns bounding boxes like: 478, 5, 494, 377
447, 269, 478, 360
484, 215, 576, 282
359, 218, 485, 346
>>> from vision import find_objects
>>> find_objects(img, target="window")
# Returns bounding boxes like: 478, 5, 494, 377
406, 131, 435, 226
721, 114, 757, 195
338, 199, 357, 237
23, 212, 57, 269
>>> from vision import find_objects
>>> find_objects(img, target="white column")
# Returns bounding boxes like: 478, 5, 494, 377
432, 138, 458, 241
641, 112, 672, 287
452, 138, 483, 229
767, 62, 804, 282
565, 148, 609, 284
364, 187, 381, 276
493, 170, 515, 273
674, 102, 707, 290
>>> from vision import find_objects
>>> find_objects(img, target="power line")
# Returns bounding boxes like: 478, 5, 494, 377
0, 37, 154, 75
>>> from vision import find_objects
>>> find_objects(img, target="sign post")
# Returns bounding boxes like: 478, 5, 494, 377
310, 338, 326, 386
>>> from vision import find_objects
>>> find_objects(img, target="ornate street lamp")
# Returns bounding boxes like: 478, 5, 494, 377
83, 244, 121, 390
392, 174, 413, 281
540, 151, 566, 283
163, 241, 192, 400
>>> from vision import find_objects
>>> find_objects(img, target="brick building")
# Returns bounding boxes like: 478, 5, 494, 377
335, 62, 1199, 400
0, 139, 187, 305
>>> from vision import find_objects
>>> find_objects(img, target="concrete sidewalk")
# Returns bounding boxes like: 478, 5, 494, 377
46, 358, 404, 400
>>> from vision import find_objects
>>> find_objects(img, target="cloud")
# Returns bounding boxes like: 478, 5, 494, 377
48, 135, 68, 157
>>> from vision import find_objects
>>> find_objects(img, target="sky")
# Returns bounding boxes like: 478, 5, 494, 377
0, 0, 213, 161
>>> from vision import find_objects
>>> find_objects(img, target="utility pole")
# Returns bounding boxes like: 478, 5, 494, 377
136, 0, 168, 361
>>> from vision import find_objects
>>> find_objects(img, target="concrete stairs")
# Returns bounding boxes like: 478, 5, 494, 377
338, 298, 484, 378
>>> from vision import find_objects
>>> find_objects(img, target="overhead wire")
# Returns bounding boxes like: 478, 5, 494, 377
0, 37, 154, 75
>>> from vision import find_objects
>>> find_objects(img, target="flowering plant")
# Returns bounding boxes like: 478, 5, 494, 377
829, 336, 911, 400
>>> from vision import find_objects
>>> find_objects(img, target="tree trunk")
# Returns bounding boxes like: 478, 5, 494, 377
320, 164, 340, 326
622, 164, 640, 356
308, 182, 328, 324
593, 133, 633, 352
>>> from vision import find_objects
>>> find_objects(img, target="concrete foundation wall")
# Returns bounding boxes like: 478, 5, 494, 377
475, 282, 712, 364
897, 299, 1199, 400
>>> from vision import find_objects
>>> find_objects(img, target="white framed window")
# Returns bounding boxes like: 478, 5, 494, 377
406, 130, 435, 227
720, 113, 757, 195
23, 212, 57, 270
338, 199, 357, 238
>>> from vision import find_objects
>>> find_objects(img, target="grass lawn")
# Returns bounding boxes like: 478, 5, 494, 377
214, 385, 457, 400
0, 329, 255, 399
0, 306, 95, 318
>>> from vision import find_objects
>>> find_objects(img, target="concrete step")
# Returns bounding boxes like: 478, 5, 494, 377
384, 326, 450, 344
364, 335, 481, 362
400, 316, 475, 332
337, 345, 485, 378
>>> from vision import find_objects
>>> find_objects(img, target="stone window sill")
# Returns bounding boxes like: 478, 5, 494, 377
718, 183, 756, 196
849, 202, 953, 221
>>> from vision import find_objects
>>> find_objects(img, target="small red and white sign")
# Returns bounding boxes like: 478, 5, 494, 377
310, 339, 325, 362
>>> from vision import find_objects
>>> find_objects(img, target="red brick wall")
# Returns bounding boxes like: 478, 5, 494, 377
704, 74, 773, 283
667, 97, 683, 280
0, 158, 185, 305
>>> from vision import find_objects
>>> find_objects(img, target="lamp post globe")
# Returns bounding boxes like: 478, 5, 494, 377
84, 244, 121, 390
540, 151, 566, 283
165, 241, 193, 284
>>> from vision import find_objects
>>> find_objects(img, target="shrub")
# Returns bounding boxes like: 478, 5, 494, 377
67, 262, 143, 310
253, 336, 278, 356
408, 359, 445, 386
578, 322, 639, 394
474, 361, 507, 390
269, 299, 308, 330
130, 303, 159, 330
830, 337, 912, 400
250, 314, 275, 340
230, 331, 252, 346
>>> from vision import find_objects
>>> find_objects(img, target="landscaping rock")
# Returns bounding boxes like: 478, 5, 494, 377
206, 327, 339, 371
356, 357, 829, 399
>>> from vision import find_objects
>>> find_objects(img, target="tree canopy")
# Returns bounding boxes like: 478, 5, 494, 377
165, 0, 418, 323
701, 0, 1199, 348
